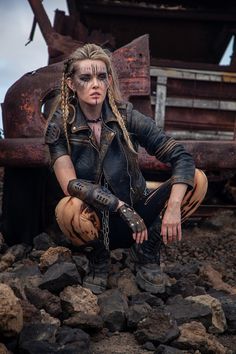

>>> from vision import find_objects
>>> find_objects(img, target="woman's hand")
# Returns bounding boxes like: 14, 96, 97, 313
161, 202, 182, 244
161, 183, 188, 245
118, 202, 148, 244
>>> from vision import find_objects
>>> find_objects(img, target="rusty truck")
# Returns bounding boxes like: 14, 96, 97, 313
1, 0, 236, 244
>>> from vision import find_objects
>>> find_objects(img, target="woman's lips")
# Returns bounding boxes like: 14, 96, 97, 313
90, 92, 100, 98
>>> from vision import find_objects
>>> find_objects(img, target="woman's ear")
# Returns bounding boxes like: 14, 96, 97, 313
66, 77, 75, 92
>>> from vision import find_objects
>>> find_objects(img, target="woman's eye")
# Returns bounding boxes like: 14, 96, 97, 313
98, 73, 108, 81
79, 75, 91, 82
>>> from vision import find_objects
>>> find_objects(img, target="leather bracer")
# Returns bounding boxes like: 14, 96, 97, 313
118, 204, 146, 233
67, 179, 119, 212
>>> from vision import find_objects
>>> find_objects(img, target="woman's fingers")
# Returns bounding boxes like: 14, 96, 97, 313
161, 223, 182, 244
133, 228, 148, 244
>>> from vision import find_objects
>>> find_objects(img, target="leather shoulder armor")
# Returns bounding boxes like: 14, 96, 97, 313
45, 122, 61, 144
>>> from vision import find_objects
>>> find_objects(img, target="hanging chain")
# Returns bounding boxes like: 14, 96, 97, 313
102, 180, 110, 250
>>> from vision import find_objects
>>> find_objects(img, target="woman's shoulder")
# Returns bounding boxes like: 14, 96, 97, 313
117, 101, 134, 119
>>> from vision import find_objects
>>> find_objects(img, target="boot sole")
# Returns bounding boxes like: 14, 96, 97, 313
136, 271, 166, 294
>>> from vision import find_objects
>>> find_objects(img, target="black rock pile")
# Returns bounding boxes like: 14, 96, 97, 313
0, 222, 236, 354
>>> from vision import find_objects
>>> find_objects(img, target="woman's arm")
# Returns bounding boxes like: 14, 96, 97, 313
161, 183, 188, 244
53, 155, 77, 195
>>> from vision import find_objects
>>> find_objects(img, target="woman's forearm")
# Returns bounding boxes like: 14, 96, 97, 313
53, 155, 77, 195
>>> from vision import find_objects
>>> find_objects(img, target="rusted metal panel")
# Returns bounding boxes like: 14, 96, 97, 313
2, 62, 63, 139
112, 35, 150, 100
0, 139, 49, 167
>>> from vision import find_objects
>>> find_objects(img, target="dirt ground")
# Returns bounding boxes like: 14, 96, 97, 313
163, 209, 236, 287
90, 209, 236, 354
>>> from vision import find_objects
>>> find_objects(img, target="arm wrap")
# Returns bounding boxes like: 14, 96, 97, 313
67, 179, 119, 212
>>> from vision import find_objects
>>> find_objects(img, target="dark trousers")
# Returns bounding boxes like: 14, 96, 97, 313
108, 180, 172, 250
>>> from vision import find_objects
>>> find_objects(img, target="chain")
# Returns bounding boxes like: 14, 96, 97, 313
102, 180, 110, 250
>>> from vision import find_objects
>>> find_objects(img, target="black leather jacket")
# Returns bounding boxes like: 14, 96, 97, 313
48, 100, 195, 205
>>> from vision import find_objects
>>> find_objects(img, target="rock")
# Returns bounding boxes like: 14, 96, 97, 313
211, 293, 236, 333
11, 263, 42, 288
72, 254, 89, 276
116, 268, 140, 297
63, 312, 103, 331
0, 253, 15, 271
0, 283, 23, 337
90, 332, 153, 354
33, 232, 56, 251
186, 294, 227, 333
98, 289, 128, 332
1, 277, 26, 300
143, 341, 156, 351
29, 249, 44, 262
18, 324, 91, 354
200, 264, 236, 295
40, 309, 61, 326
154, 345, 188, 353
127, 303, 152, 329
56, 325, 91, 354
165, 261, 200, 280
129, 292, 164, 308
19, 340, 60, 354
165, 295, 212, 327
5, 243, 31, 261
168, 277, 206, 298
25, 286, 62, 317
19, 323, 58, 346
135, 307, 180, 345
39, 262, 81, 293
173, 321, 229, 354
20, 299, 42, 324
60, 285, 100, 317
39, 246, 72, 271
110, 248, 127, 262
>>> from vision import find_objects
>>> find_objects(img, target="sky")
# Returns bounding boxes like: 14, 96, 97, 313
0, 1, 234, 132
0, 0, 68, 131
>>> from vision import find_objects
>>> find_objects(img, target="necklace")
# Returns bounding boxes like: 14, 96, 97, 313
86, 117, 102, 123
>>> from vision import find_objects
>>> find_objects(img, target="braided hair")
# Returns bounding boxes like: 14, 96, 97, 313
61, 43, 137, 154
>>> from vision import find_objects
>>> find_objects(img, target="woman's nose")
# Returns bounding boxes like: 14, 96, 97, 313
92, 76, 99, 88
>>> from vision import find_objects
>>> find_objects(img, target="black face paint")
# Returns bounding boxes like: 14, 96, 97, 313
73, 64, 109, 89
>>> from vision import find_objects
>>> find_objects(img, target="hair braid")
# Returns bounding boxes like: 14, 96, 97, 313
61, 72, 71, 154
108, 89, 137, 155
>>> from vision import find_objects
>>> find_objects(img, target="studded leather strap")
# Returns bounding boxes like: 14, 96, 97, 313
67, 179, 119, 212
118, 204, 146, 233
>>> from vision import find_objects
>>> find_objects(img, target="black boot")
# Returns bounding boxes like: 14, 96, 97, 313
83, 240, 110, 295
130, 217, 167, 294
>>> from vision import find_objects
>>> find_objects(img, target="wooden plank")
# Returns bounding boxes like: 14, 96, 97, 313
151, 96, 236, 111
150, 67, 236, 82
154, 76, 167, 128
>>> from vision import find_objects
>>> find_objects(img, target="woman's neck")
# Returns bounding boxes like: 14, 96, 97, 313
79, 101, 102, 121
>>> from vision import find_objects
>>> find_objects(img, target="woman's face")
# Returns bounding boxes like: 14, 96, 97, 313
67, 59, 111, 107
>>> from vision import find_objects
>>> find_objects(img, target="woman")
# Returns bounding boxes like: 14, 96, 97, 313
45, 43, 207, 294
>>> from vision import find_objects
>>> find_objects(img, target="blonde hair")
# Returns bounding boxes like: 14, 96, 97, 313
60, 43, 137, 154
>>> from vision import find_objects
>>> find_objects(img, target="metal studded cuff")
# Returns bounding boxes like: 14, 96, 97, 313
67, 179, 119, 212
118, 204, 146, 233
